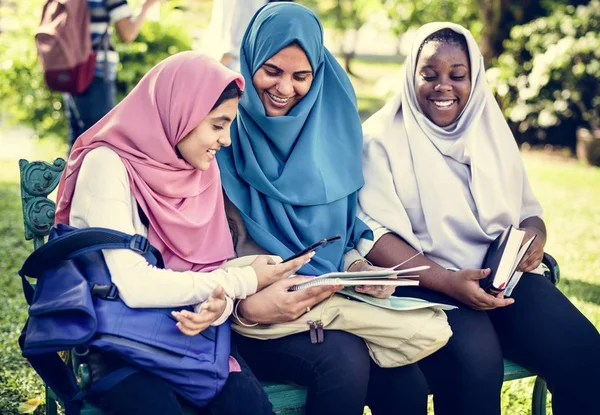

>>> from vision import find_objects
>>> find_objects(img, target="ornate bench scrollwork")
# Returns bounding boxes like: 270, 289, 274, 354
19, 158, 66, 249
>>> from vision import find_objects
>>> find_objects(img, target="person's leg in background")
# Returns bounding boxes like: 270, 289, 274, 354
65, 77, 116, 148
366, 361, 429, 415
234, 330, 374, 415
203, 347, 275, 415
393, 286, 505, 415
489, 272, 600, 415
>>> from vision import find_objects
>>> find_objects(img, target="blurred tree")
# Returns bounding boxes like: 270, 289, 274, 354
488, 1, 600, 155
383, 0, 587, 66
300, 0, 381, 75
478, 0, 588, 66
115, 11, 192, 102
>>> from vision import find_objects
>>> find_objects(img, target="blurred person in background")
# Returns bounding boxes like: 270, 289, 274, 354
66, 0, 161, 149
205, 0, 293, 71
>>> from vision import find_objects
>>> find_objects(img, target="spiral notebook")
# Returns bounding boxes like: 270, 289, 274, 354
289, 265, 428, 291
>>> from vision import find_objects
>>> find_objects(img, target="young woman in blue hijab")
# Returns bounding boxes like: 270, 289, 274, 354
216, 3, 429, 415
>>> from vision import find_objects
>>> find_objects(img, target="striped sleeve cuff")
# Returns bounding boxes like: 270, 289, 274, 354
107, 1, 133, 23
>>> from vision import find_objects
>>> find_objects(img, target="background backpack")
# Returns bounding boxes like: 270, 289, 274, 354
19, 225, 231, 414
35, 0, 96, 94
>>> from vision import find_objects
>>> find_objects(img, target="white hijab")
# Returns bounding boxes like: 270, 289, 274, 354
359, 22, 543, 270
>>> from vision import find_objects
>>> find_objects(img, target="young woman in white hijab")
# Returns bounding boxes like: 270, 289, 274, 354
358, 22, 600, 415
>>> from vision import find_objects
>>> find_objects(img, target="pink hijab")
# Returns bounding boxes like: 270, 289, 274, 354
55, 52, 245, 272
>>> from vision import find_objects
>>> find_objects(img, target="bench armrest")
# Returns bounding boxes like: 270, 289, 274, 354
542, 252, 560, 286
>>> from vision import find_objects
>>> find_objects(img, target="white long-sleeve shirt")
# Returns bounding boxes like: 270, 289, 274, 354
69, 147, 258, 325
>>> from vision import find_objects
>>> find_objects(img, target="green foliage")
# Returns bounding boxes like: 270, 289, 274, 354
488, 1, 600, 145
115, 5, 192, 102
0, 0, 192, 142
379, 0, 582, 66
383, 0, 481, 39
300, 0, 382, 31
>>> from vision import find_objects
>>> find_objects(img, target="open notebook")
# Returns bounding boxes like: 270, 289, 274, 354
289, 265, 429, 291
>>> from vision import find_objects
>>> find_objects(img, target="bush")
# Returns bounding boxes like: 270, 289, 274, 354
0, 0, 192, 142
115, 16, 192, 103
487, 1, 600, 149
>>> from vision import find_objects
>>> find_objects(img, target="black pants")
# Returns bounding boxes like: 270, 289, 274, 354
395, 272, 600, 415
86, 348, 274, 415
64, 77, 116, 147
234, 330, 429, 415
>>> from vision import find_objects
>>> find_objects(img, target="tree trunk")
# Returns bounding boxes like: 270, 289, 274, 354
478, 0, 557, 66
478, 0, 507, 67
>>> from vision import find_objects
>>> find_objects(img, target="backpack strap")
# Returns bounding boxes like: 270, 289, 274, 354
18, 227, 160, 413
19, 227, 164, 280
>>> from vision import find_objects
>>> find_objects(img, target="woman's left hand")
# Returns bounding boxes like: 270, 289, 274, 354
517, 227, 545, 272
348, 260, 396, 299
172, 287, 227, 336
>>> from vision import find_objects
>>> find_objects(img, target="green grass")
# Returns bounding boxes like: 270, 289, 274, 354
0, 59, 598, 414
522, 150, 600, 327
0, 182, 46, 414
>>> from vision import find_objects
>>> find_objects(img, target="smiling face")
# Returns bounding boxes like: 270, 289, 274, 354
415, 41, 471, 127
252, 44, 313, 117
176, 97, 239, 171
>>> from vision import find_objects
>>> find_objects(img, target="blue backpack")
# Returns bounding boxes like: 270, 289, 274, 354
18, 224, 231, 414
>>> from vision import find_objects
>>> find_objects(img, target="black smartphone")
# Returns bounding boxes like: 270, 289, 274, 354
281, 235, 341, 263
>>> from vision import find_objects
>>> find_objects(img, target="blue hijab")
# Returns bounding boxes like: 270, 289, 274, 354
217, 3, 371, 275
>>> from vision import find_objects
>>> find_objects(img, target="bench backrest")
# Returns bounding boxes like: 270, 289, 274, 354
16, 158, 552, 415
19, 158, 66, 249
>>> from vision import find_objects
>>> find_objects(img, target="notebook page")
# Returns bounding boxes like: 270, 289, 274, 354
290, 278, 419, 291
503, 234, 537, 295
494, 227, 526, 289
509, 234, 537, 275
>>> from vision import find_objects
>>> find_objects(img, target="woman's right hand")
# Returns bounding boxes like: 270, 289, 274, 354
445, 268, 515, 311
238, 277, 342, 324
250, 253, 314, 291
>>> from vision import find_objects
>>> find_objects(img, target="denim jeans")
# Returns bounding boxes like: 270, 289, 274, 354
64, 76, 116, 147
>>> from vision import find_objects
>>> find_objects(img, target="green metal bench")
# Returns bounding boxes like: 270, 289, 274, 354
19, 158, 558, 415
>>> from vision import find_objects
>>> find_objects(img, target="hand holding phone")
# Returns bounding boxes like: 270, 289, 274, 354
281, 236, 341, 263
250, 254, 313, 290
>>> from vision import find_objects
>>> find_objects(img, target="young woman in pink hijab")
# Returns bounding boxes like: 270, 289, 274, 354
54, 52, 309, 415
